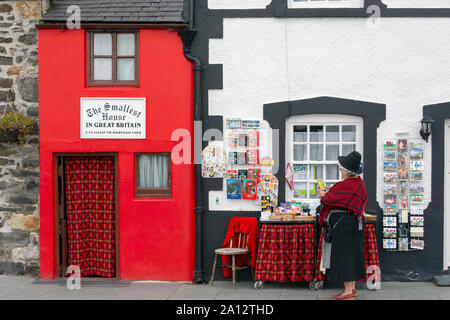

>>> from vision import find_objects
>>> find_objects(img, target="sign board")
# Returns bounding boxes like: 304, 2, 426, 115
81, 98, 146, 139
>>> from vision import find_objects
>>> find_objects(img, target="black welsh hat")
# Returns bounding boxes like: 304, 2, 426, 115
338, 151, 363, 175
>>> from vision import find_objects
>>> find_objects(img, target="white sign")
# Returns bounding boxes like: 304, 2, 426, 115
81, 98, 146, 139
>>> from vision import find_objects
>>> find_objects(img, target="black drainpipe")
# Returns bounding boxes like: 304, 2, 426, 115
178, 0, 206, 284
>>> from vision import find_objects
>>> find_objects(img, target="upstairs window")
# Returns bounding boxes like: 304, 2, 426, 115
87, 31, 139, 86
288, 0, 364, 8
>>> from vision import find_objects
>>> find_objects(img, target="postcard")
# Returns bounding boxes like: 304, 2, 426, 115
400, 209, 409, 224
242, 179, 258, 200
398, 139, 408, 153
248, 168, 260, 180
228, 152, 237, 165
411, 239, 424, 250
384, 172, 397, 183
399, 238, 409, 251
248, 130, 260, 147
237, 152, 247, 165
410, 207, 424, 215
398, 224, 409, 237
384, 140, 396, 150
383, 216, 397, 227
410, 161, 424, 171
383, 205, 397, 215
398, 153, 408, 167
241, 120, 260, 129
410, 194, 424, 204
383, 239, 397, 249
227, 169, 238, 179
227, 179, 242, 199
398, 167, 409, 181
410, 216, 424, 227
384, 161, 397, 171
410, 172, 423, 181
384, 184, 397, 195
410, 149, 424, 160
409, 141, 424, 150
246, 149, 259, 165
410, 183, 424, 194
398, 181, 409, 195
238, 134, 248, 147
226, 118, 241, 129
383, 228, 397, 238
384, 194, 396, 206
400, 196, 409, 209
410, 227, 424, 237
238, 169, 248, 179
384, 151, 396, 160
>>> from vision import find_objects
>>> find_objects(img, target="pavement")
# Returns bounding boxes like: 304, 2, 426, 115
0, 275, 449, 300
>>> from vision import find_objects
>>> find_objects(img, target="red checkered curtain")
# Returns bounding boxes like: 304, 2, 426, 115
255, 224, 314, 282
65, 156, 116, 278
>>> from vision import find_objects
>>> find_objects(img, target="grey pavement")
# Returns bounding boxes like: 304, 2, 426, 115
0, 275, 449, 300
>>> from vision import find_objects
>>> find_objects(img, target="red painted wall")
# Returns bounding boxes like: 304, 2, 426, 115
38, 28, 195, 281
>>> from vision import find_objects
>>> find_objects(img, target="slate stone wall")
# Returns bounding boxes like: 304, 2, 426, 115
0, 1, 49, 276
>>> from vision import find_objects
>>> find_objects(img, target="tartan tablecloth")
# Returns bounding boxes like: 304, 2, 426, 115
315, 223, 380, 282
255, 223, 315, 283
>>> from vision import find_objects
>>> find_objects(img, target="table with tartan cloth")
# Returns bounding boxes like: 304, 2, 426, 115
255, 222, 315, 283
315, 222, 379, 282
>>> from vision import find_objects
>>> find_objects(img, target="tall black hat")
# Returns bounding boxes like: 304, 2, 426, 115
338, 151, 363, 175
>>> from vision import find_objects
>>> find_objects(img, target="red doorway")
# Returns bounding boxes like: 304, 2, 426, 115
55, 154, 119, 278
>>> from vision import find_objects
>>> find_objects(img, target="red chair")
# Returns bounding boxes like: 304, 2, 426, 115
209, 217, 259, 289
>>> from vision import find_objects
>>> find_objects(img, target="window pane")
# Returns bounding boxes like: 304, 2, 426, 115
326, 164, 339, 180
293, 164, 308, 180
309, 183, 319, 199
293, 125, 307, 142
117, 33, 135, 56
342, 144, 356, 155
310, 164, 323, 180
326, 144, 339, 161
138, 154, 169, 188
94, 33, 112, 55
293, 182, 308, 198
310, 126, 323, 142
94, 58, 112, 80
117, 58, 135, 81
310, 144, 323, 161
342, 125, 356, 142
326, 126, 339, 142
294, 145, 307, 161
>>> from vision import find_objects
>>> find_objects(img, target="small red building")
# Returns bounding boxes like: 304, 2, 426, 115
38, 0, 195, 281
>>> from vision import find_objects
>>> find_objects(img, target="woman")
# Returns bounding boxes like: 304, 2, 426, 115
318, 151, 368, 300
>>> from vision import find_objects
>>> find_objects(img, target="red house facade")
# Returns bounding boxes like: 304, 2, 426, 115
38, 1, 195, 281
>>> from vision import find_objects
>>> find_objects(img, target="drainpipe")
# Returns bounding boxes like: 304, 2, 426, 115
178, 0, 206, 284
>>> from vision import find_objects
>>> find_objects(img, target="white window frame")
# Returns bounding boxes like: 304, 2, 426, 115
288, 0, 364, 9
383, 0, 450, 8
285, 114, 363, 205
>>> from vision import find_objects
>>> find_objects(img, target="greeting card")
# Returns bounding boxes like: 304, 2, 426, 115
248, 130, 260, 147
246, 149, 259, 165
410, 161, 424, 171
242, 179, 258, 200
227, 179, 242, 199
383, 228, 397, 238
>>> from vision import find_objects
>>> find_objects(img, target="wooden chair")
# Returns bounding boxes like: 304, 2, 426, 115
210, 232, 255, 289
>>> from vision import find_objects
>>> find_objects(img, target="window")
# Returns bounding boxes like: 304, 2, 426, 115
288, 0, 364, 8
135, 154, 171, 198
286, 114, 363, 203
87, 31, 139, 86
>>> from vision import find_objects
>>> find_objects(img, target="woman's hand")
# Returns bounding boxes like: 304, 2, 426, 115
318, 188, 328, 199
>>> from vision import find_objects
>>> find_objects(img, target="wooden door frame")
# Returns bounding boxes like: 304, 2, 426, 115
54, 152, 120, 280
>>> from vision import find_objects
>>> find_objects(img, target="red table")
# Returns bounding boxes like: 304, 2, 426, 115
255, 222, 315, 283
315, 222, 380, 282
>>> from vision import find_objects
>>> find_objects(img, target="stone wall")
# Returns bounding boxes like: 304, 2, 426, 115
0, 1, 48, 276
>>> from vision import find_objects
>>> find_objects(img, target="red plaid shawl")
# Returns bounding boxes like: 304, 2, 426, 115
319, 177, 368, 225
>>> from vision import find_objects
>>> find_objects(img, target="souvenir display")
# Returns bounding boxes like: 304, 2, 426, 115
227, 169, 238, 179
228, 152, 237, 165
228, 133, 238, 147
241, 120, 260, 129
237, 152, 247, 165
285, 162, 294, 190
383, 228, 397, 238
238, 133, 248, 147
242, 179, 258, 200
261, 196, 271, 212
248, 168, 260, 180
226, 179, 242, 199
382, 138, 426, 251
201, 146, 227, 178
258, 174, 279, 206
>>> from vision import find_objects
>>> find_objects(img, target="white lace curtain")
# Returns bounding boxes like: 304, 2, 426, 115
138, 154, 168, 188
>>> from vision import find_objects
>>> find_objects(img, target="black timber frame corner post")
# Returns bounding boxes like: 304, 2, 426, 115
178, 2, 207, 283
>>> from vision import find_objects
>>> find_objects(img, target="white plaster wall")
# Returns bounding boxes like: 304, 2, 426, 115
208, 17, 450, 211
383, 0, 450, 8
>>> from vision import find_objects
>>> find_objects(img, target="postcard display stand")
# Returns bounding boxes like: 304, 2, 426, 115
201, 118, 279, 208
382, 139, 425, 251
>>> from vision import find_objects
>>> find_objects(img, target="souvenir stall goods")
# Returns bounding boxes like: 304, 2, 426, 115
382, 139, 425, 251
201, 146, 227, 178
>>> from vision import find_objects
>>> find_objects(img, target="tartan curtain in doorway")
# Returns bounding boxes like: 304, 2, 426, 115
65, 156, 116, 278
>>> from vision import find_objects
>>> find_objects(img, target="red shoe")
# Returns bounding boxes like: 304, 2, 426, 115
333, 292, 356, 300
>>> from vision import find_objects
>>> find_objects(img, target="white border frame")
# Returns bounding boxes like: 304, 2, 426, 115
288, 0, 364, 9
